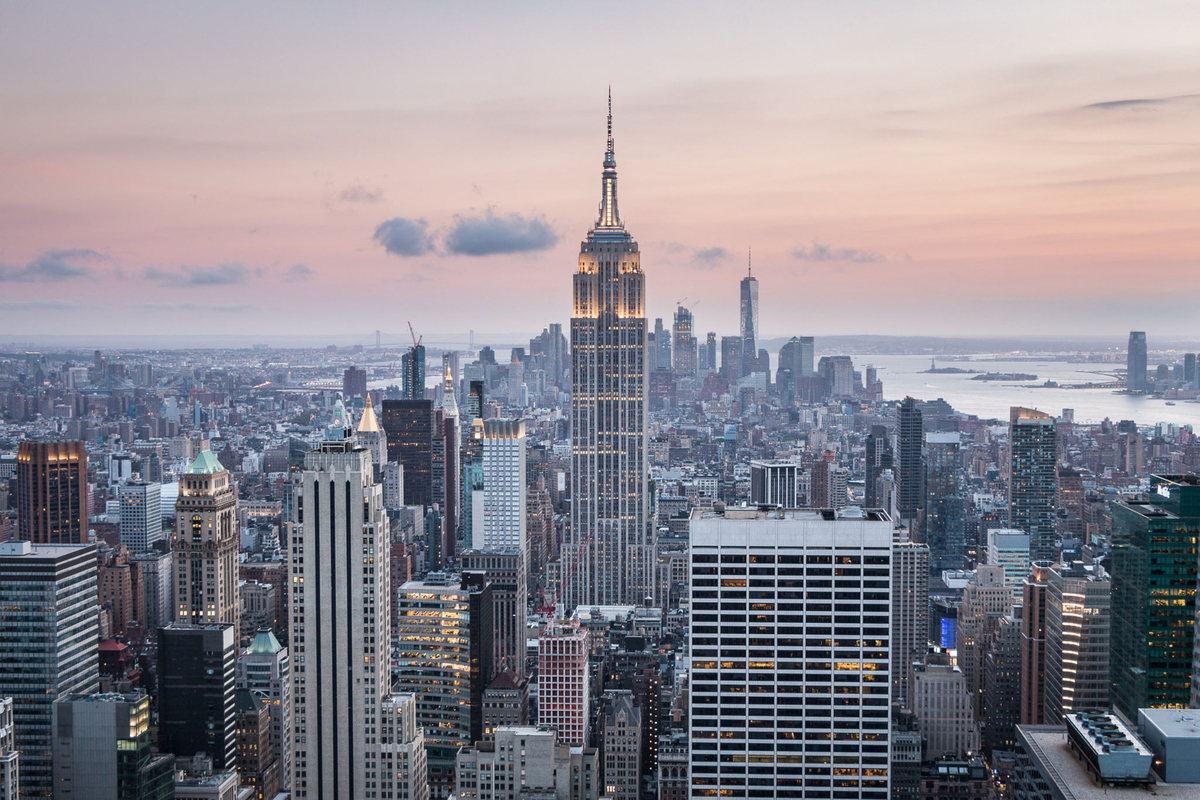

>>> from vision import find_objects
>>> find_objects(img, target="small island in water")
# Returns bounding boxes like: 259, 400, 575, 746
971, 372, 1038, 381
924, 359, 980, 374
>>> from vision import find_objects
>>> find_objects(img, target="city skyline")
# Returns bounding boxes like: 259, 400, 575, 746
3, 3, 1200, 337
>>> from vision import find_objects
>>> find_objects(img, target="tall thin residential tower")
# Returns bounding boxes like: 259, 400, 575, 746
567, 91, 652, 610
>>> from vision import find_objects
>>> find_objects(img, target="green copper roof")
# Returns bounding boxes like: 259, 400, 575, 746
247, 628, 283, 655
186, 449, 225, 475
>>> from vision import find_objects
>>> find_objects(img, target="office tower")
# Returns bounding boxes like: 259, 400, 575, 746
355, 393, 388, 474
1127, 330, 1148, 391
652, 318, 671, 372
1044, 563, 1111, 723
739, 264, 759, 376
51, 692, 175, 800
130, 549, 173, 630
1009, 407, 1058, 562
863, 425, 893, 509
382, 461, 404, 513
456, 725, 600, 800
460, 572, 497, 743
174, 449, 239, 630
566, 95, 652, 611
237, 628, 291, 791
703, 332, 717, 374
672, 305, 697, 379
403, 342, 426, 400
394, 575, 474, 799
343, 366, 367, 399
440, 407, 460, 558
980, 616, 1022, 755
925, 431, 965, 570
955, 565, 1011, 715
817, 355, 854, 397
601, 691, 642, 800
157, 623, 237, 769
99, 548, 136, 637
896, 398, 924, 535
986, 529, 1031, 604
1019, 563, 1051, 725
892, 537, 930, 704
472, 420, 527, 550
1111, 476, 1200, 719
748, 460, 798, 507
539, 621, 591, 747
909, 652, 980, 759
467, 380, 485, 426
0, 541, 98, 796
290, 432, 395, 800
379, 695, 429, 800
1056, 467, 1085, 537
689, 507, 893, 800
481, 673, 529, 735
118, 479, 162, 552
16, 440, 88, 543
0, 698, 17, 800
235, 688, 279, 800
462, 551, 527, 679
1185, 352, 1197, 387
382, 399, 433, 507
777, 337, 807, 383
719, 336, 743, 382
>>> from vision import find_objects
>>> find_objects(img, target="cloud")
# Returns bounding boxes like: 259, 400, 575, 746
691, 247, 729, 269
144, 263, 249, 287
444, 210, 558, 256
0, 248, 103, 282
135, 302, 256, 313
1080, 93, 1200, 112
284, 263, 314, 282
792, 241, 884, 263
373, 217, 434, 256
339, 182, 384, 203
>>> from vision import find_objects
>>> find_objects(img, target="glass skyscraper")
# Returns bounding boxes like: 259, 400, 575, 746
566, 92, 652, 610
1008, 407, 1058, 562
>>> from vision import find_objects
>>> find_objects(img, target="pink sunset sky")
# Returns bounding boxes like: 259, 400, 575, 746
2, 2, 1198, 340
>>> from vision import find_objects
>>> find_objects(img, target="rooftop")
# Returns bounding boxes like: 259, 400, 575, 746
185, 449, 224, 475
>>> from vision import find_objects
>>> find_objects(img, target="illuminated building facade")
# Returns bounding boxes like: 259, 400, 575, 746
1009, 406, 1058, 562
566, 92, 652, 610
538, 621, 590, 746
16, 440, 88, 544
688, 507, 893, 800
174, 449, 239, 630
1043, 562, 1110, 723
672, 305, 696, 379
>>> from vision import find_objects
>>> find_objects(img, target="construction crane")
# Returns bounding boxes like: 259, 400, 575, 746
538, 529, 595, 618
407, 322, 422, 349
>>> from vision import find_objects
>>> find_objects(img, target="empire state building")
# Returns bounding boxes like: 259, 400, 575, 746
564, 92, 653, 610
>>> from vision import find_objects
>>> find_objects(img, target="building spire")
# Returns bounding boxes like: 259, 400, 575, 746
748, 246, 752, 277
597, 86, 621, 228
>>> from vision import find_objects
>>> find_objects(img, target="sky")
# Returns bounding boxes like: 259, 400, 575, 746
2, 2, 1199, 342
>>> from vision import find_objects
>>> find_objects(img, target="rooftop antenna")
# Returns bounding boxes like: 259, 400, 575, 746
748, 246, 752, 277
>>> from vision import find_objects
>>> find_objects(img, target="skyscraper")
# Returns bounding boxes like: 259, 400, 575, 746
652, 318, 671, 372
539, 621, 591, 747
1111, 475, 1200, 719
955, 565, 1011, 717
0, 541, 99, 796
290, 431, 396, 800
1019, 562, 1051, 725
1127, 330, 1148, 392
864, 425, 893, 509
16, 440, 88, 544
118, 479, 162, 552
238, 628, 292, 792
473, 419, 526, 551
343, 366, 367, 400
1009, 407, 1058, 562
719, 336, 743, 383
703, 332, 717, 375
896, 398, 924, 534
566, 92, 652, 610
1043, 562, 1110, 723
157, 623, 238, 769
892, 537, 930, 704
689, 507, 893, 799
739, 261, 759, 376
403, 342, 426, 400
382, 399, 433, 508
749, 460, 798, 507
672, 305, 696, 379
925, 432, 965, 570
174, 449, 239, 631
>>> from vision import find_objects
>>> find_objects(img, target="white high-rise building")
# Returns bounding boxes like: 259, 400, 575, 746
238, 628, 292, 791
986, 529, 1031, 604
688, 507, 893, 800
290, 431, 414, 800
909, 652, 980, 758
566, 92, 653, 610
0, 697, 17, 800
892, 537, 930, 704
538, 621, 590, 746
379, 694, 429, 800
118, 480, 162, 551
473, 419, 526, 551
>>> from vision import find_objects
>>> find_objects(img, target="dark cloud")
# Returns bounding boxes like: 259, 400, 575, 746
445, 210, 557, 256
691, 247, 729, 269
792, 241, 884, 263
373, 217, 434, 256
0, 248, 103, 282
1081, 93, 1200, 111
284, 263, 314, 282
339, 182, 384, 203
144, 263, 250, 287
